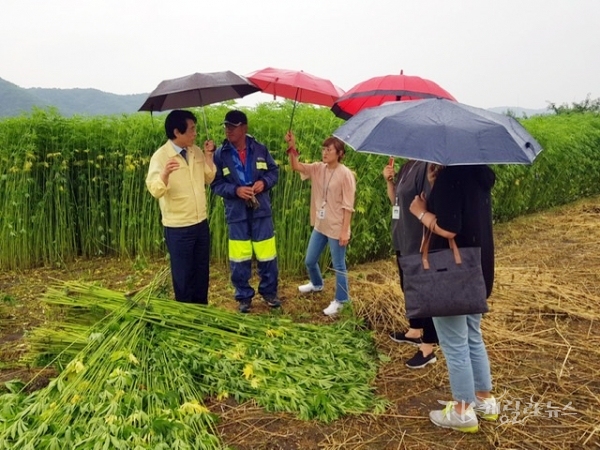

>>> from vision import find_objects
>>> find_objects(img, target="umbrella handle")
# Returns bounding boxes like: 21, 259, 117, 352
387, 157, 394, 181
201, 106, 210, 140
288, 101, 297, 131
288, 88, 300, 131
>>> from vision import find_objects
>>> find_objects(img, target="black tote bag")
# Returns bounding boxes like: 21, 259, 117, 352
399, 233, 488, 319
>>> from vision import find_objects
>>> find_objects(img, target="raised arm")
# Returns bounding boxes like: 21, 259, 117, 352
284, 131, 308, 175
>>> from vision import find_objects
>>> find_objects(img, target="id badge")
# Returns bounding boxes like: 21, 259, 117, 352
317, 209, 326, 219
392, 206, 400, 220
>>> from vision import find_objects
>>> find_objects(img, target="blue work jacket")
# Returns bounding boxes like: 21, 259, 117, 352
211, 135, 279, 224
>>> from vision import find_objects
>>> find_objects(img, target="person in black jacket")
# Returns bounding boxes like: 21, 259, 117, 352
409, 164, 498, 433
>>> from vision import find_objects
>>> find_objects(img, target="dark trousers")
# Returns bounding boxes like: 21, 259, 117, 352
396, 251, 439, 344
164, 220, 210, 304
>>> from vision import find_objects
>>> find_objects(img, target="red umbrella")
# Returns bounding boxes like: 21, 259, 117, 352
247, 67, 345, 129
331, 70, 456, 120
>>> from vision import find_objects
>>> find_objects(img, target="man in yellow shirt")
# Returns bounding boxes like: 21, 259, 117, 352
146, 110, 216, 304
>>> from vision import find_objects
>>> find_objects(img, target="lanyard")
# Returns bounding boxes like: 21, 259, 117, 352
321, 165, 338, 206
395, 162, 417, 206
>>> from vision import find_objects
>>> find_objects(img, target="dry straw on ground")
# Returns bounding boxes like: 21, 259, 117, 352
1, 198, 600, 449
345, 198, 600, 450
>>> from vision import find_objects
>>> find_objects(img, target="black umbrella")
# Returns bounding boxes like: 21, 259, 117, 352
139, 71, 259, 111
333, 98, 543, 166
139, 71, 260, 137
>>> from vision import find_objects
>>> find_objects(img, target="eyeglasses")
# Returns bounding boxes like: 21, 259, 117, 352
322, 147, 336, 153
223, 123, 242, 130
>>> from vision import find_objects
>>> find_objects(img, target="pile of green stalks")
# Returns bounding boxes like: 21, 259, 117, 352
0, 281, 387, 449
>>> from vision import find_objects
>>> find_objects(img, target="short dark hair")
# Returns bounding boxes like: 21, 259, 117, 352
322, 136, 346, 161
165, 110, 197, 139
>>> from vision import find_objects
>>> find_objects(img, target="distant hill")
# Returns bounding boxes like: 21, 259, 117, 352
0, 77, 148, 117
1, 76, 553, 119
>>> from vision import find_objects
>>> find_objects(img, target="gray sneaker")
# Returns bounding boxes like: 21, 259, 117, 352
473, 396, 499, 421
429, 402, 479, 433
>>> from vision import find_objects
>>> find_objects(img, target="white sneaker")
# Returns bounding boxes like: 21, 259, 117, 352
429, 402, 479, 433
323, 300, 344, 316
473, 396, 499, 421
298, 282, 323, 294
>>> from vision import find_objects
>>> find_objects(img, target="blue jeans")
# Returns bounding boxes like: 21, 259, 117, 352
305, 229, 349, 302
432, 314, 492, 405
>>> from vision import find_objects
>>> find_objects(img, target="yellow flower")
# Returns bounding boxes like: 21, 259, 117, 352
250, 378, 260, 389
109, 368, 127, 378
230, 350, 243, 360
105, 414, 118, 425
179, 400, 209, 415
128, 353, 139, 365
66, 359, 86, 376
70, 394, 81, 404
265, 328, 284, 338
23, 161, 33, 172
127, 410, 148, 425
216, 391, 229, 401
242, 364, 254, 379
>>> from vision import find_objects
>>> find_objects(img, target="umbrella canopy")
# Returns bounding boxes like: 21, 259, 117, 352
138, 71, 259, 112
331, 71, 456, 120
247, 67, 345, 129
333, 98, 543, 166
246, 67, 345, 107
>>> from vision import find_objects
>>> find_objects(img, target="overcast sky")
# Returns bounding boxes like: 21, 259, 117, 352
2, 0, 598, 110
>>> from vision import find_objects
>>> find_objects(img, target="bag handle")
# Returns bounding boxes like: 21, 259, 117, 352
421, 228, 462, 270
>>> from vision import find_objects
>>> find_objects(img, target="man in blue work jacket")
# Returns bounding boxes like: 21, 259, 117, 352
211, 110, 281, 313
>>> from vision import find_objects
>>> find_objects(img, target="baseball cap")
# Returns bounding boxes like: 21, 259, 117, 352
223, 110, 248, 126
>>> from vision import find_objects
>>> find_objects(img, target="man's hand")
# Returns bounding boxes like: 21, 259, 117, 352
252, 180, 265, 194
160, 158, 181, 185
236, 186, 254, 200
204, 140, 215, 153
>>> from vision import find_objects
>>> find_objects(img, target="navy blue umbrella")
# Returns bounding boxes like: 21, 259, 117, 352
333, 98, 542, 165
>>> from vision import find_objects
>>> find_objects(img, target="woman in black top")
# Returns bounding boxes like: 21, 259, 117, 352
409, 164, 498, 432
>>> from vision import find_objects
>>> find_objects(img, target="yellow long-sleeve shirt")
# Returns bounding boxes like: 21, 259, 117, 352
146, 141, 216, 227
